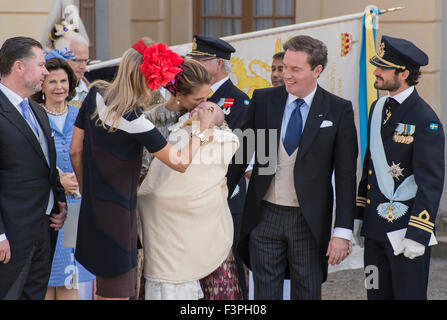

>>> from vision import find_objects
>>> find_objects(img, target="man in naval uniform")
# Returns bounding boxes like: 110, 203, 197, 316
354, 35, 445, 300
188, 34, 250, 298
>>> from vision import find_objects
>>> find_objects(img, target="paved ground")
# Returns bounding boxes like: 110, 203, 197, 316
322, 258, 447, 300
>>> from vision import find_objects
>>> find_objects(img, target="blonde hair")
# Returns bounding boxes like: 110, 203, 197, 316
92, 37, 154, 132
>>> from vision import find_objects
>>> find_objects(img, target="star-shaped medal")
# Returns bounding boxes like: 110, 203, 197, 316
389, 162, 404, 180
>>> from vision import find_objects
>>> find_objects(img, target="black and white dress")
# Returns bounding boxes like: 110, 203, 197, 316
74, 87, 167, 291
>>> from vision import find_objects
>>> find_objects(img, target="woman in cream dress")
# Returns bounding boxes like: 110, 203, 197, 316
138, 60, 242, 300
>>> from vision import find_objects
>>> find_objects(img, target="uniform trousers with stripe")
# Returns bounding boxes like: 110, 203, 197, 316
249, 201, 323, 300
364, 238, 431, 300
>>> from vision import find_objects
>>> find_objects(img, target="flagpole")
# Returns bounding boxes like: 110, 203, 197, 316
379, 6, 405, 15
85, 7, 405, 72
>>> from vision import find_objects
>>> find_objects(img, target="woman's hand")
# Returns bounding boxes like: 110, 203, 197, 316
196, 106, 214, 132
60, 172, 79, 195
191, 102, 224, 127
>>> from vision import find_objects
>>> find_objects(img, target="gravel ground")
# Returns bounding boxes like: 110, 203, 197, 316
322, 258, 447, 300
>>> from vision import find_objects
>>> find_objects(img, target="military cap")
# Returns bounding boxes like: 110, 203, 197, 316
370, 35, 428, 70
187, 34, 235, 60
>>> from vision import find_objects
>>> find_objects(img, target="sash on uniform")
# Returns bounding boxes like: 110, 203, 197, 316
370, 96, 418, 222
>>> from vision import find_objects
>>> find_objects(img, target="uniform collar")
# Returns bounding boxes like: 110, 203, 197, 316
388, 86, 414, 105
211, 76, 230, 93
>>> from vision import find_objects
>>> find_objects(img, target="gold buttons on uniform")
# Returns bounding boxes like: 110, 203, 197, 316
367, 199, 371, 204
368, 170, 372, 175
367, 185, 371, 190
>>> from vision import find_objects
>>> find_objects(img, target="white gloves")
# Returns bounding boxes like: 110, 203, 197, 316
352, 219, 364, 248
394, 238, 425, 259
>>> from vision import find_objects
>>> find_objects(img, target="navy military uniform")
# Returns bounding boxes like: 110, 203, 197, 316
188, 34, 250, 298
356, 36, 445, 299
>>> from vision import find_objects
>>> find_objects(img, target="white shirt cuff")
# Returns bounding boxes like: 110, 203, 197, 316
0, 233, 7, 242
333, 227, 352, 241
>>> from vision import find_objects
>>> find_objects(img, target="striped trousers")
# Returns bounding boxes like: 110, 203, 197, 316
249, 201, 323, 300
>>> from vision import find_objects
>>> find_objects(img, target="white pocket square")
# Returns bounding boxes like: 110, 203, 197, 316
320, 120, 333, 128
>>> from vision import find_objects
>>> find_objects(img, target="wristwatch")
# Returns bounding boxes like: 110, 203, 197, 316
191, 129, 207, 145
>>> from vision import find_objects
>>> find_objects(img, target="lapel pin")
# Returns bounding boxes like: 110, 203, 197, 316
318, 114, 323, 118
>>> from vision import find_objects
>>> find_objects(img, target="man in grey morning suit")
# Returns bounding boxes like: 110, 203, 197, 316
227, 35, 358, 299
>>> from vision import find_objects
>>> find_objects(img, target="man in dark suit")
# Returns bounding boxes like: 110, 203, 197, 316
227, 35, 358, 299
353, 36, 444, 300
188, 34, 250, 298
0, 36, 67, 299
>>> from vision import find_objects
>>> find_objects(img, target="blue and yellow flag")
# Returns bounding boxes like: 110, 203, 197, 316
358, 7, 380, 163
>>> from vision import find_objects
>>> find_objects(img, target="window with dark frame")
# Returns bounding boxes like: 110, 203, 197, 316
79, 0, 96, 59
193, 0, 295, 38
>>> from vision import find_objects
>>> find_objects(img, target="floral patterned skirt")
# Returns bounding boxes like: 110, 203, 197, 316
199, 251, 243, 300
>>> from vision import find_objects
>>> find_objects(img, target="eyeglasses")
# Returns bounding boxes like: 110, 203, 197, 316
72, 58, 90, 65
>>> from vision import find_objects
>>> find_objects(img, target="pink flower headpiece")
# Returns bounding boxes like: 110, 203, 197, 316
164, 64, 183, 95
132, 39, 184, 91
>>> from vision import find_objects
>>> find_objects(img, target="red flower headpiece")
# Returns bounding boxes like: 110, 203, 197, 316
135, 41, 184, 91
132, 39, 147, 55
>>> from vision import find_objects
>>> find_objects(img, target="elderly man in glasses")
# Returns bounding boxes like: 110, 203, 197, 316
54, 32, 90, 107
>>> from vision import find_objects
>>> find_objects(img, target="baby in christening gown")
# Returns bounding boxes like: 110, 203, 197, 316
137, 103, 240, 300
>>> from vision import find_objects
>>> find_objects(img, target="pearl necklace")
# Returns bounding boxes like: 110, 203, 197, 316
42, 104, 68, 116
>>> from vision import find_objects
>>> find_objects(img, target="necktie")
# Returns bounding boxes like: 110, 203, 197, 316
383, 97, 397, 125
283, 98, 305, 156
19, 99, 40, 138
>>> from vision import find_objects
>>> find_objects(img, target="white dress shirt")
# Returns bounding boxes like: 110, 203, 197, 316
73, 78, 89, 102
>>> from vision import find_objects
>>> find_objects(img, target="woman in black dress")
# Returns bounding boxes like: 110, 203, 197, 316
70, 38, 214, 300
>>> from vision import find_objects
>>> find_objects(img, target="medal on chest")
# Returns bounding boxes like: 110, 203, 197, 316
217, 98, 234, 115
393, 123, 415, 144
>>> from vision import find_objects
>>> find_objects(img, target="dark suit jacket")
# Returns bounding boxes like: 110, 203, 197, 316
0, 90, 66, 298
227, 85, 358, 281
85, 65, 119, 83
356, 89, 444, 246
209, 78, 250, 214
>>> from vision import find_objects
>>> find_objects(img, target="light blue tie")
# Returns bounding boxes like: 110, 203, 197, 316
19, 99, 40, 138
283, 98, 305, 156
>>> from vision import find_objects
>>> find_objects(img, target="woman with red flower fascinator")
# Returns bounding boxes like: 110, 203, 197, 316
69, 37, 215, 300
